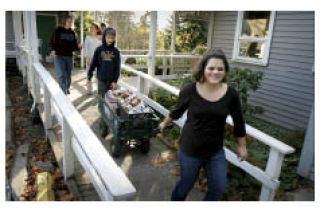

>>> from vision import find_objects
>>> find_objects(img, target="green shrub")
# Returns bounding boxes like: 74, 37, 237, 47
120, 69, 136, 77
228, 67, 264, 116
136, 58, 147, 65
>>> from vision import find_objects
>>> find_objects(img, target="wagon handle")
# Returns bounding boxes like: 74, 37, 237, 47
153, 123, 174, 135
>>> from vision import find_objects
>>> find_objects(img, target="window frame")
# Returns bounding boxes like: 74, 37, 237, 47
232, 11, 276, 66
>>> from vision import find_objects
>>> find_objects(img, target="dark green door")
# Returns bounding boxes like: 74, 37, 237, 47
36, 15, 57, 61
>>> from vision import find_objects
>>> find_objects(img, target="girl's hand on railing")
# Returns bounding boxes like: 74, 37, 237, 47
159, 122, 166, 133
159, 117, 174, 133
237, 145, 248, 161
153, 122, 174, 135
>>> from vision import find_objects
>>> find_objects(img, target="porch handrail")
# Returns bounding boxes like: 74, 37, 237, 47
19, 47, 136, 201
121, 54, 202, 59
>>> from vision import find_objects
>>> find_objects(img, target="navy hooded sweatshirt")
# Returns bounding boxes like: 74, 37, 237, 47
87, 30, 121, 83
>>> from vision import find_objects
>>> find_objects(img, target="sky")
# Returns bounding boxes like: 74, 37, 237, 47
133, 11, 173, 31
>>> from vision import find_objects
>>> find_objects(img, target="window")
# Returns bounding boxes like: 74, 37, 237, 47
232, 11, 275, 66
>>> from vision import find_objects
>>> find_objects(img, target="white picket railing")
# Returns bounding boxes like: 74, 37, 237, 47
118, 64, 295, 201
121, 54, 202, 75
12, 11, 137, 201
17, 47, 136, 201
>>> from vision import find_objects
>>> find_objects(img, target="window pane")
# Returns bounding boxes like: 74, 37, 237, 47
241, 11, 270, 37
238, 41, 265, 59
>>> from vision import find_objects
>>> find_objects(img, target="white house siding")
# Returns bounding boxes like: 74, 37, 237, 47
211, 11, 314, 130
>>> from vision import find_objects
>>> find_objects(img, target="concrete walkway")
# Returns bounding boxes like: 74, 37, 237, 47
41, 63, 205, 201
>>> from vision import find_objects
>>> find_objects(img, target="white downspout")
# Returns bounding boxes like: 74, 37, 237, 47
80, 11, 84, 68
170, 11, 176, 74
207, 12, 214, 50
148, 11, 157, 77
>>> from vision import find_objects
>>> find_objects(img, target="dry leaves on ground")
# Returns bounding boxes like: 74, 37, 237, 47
5, 147, 16, 176
170, 167, 180, 176
163, 152, 177, 162
151, 156, 166, 168
193, 168, 208, 192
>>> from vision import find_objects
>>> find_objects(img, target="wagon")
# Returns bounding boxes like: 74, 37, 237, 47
98, 93, 160, 157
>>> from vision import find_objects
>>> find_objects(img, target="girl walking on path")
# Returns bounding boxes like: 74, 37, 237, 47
84, 23, 102, 94
84, 23, 102, 68
159, 49, 248, 201
50, 15, 82, 94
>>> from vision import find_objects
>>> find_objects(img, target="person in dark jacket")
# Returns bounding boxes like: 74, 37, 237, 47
159, 49, 248, 201
86, 27, 121, 111
50, 15, 82, 94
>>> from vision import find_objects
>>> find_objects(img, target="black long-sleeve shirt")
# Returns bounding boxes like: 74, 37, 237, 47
169, 82, 246, 159
49, 27, 80, 57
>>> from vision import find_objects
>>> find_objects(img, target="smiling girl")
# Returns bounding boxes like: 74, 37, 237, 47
159, 49, 247, 201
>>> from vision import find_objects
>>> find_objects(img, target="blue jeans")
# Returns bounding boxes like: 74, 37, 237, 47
171, 148, 227, 201
97, 79, 112, 114
54, 56, 73, 94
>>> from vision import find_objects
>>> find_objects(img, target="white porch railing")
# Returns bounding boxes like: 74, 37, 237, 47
118, 64, 295, 201
18, 47, 136, 201
13, 11, 136, 201
121, 54, 202, 76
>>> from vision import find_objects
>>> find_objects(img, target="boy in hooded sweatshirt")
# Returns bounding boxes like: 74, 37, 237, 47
86, 27, 121, 112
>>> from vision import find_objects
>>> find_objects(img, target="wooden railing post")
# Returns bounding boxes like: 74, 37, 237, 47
34, 71, 41, 104
62, 117, 75, 181
170, 54, 174, 74
26, 53, 32, 96
43, 86, 52, 130
259, 148, 284, 200
162, 57, 167, 76
137, 75, 145, 95
22, 52, 28, 84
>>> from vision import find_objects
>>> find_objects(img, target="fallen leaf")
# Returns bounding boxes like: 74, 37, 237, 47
56, 190, 68, 197
58, 193, 75, 201
14, 116, 26, 124
292, 178, 299, 189
164, 153, 177, 161
306, 187, 314, 193
54, 168, 63, 179
32, 166, 40, 173
151, 157, 166, 168
170, 168, 180, 176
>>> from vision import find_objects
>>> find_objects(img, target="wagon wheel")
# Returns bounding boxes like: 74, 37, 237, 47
110, 138, 121, 157
99, 118, 109, 138
140, 138, 150, 154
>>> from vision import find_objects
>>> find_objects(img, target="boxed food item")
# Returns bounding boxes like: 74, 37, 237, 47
105, 90, 121, 115
105, 89, 153, 116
